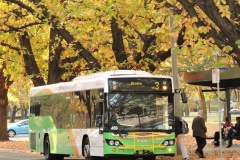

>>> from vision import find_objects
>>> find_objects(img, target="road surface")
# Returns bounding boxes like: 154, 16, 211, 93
0, 151, 82, 160
9, 134, 29, 141
7, 135, 83, 159
0, 151, 43, 160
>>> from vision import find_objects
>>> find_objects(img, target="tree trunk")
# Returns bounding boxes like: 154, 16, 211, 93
0, 66, 11, 141
47, 28, 64, 84
10, 105, 18, 123
196, 86, 207, 121
21, 104, 28, 119
24, 108, 28, 119
110, 18, 128, 67
0, 99, 8, 141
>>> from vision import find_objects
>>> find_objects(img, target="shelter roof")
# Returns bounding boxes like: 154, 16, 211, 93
183, 67, 240, 89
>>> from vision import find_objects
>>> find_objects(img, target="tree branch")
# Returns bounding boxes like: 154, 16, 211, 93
5, 0, 35, 15
18, 31, 46, 86
227, 0, 240, 21
0, 42, 20, 51
110, 18, 128, 66
194, 0, 240, 42
177, 0, 240, 66
1, 22, 43, 32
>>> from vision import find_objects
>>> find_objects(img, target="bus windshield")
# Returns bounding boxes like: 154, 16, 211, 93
106, 93, 174, 133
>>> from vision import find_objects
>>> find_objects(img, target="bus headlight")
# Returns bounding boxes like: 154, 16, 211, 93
115, 141, 120, 146
162, 139, 175, 146
164, 141, 169, 146
106, 139, 123, 146
109, 140, 114, 146
169, 140, 174, 145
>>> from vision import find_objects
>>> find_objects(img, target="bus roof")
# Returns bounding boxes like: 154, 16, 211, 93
72, 70, 151, 81
30, 70, 172, 96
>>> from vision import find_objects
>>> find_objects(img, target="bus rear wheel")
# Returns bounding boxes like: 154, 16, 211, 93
83, 137, 98, 160
44, 136, 63, 160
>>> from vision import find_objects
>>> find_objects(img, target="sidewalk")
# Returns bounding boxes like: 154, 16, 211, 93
203, 142, 240, 153
184, 135, 240, 151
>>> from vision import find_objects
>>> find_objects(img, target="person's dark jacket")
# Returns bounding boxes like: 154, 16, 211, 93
175, 116, 182, 136
233, 122, 240, 136
192, 116, 207, 138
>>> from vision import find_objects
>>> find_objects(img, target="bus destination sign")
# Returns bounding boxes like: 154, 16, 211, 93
108, 78, 172, 92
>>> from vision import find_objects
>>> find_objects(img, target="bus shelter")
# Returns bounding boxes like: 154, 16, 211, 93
183, 67, 240, 118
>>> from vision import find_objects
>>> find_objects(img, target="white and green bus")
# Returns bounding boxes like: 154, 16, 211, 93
29, 70, 177, 160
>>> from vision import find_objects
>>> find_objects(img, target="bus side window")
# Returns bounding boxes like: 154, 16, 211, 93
35, 103, 41, 116
30, 103, 41, 116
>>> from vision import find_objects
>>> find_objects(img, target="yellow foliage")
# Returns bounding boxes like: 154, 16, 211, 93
0, 0, 238, 91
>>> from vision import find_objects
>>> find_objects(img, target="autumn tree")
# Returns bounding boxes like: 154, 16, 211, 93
176, 0, 240, 119
177, 0, 240, 66
4, 0, 239, 83
0, 0, 239, 140
0, 1, 183, 131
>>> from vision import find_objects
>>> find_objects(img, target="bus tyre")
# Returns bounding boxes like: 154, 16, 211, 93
83, 137, 97, 160
44, 136, 63, 160
143, 156, 156, 160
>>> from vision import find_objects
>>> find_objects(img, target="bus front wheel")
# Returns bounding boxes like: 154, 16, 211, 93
44, 136, 63, 160
143, 156, 156, 160
83, 137, 97, 160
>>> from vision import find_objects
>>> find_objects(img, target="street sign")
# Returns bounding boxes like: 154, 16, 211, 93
212, 69, 220, 83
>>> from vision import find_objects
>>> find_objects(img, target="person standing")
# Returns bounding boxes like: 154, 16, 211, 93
175, 116, 189, 160
192, 110, 207, 158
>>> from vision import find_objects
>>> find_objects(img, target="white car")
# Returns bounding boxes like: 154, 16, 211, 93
230, 109, 239, 112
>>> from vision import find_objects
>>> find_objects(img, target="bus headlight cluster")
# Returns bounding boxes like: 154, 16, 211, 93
162, 140, 175, 146
106, 139, 122, 146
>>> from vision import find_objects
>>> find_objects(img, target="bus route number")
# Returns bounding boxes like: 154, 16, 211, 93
111, 126, 118, 130
152, 82, 160, 90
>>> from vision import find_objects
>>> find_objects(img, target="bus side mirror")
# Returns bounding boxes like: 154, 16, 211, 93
181, 92, 187, 103
95, 115, 103, 127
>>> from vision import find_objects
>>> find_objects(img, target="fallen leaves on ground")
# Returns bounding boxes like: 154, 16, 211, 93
158, 136, 240, 160
0, 140, 30, 153
0, 136, 240, 160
